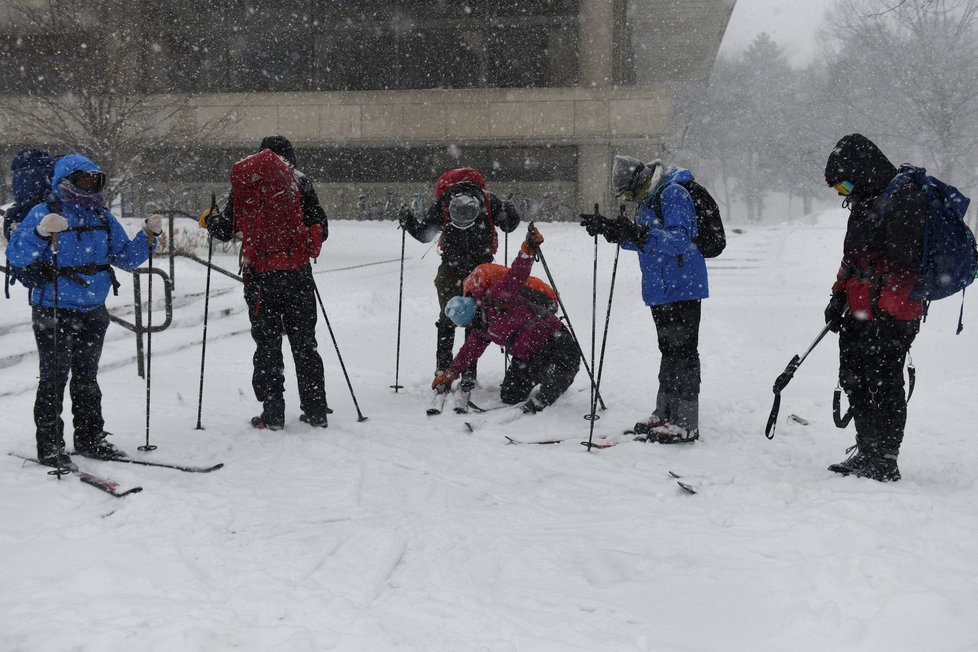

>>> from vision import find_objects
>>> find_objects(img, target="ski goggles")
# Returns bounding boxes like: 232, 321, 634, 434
832, 180, 854, 196
67, 170, 107, 193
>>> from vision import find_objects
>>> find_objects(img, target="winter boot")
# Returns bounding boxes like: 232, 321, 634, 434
37, 443, 77, 471
632, 416, 668, 435
631, 390, 673, 434
75, 432, 127, 461
521, 396, 549, 414
827, 445, 870, 476
854, 453, 901, 482
299, 413, 328, 428
649, 423, 699, 444
251, 397, 285, 431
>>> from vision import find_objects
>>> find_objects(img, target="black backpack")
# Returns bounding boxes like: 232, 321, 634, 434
653, 179, 726, 258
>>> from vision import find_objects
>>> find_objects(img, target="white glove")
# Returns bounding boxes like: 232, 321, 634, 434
144, 214, 163, 237
37, 213, 69, 238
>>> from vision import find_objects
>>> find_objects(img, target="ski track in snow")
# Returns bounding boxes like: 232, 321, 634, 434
2, 219, 978, 651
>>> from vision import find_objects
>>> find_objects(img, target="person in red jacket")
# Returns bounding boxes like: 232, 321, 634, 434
822, 134, 927, 482
206, 135, 330, 430
431, 227, 579, 413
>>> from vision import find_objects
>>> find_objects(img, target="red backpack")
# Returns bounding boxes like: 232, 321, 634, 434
435, 167, 496, 254
462, 262, 557, 316
231, 149, 322, 272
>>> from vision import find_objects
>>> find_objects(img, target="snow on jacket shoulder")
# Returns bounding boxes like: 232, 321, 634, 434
5, 154, 152, 311
620, 167, 709, 307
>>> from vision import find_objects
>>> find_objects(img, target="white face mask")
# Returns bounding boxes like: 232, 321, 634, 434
448, 194, 480, 229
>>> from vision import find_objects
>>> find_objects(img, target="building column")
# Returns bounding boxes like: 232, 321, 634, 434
579, 0, 615, 88
577, 143, 613, 218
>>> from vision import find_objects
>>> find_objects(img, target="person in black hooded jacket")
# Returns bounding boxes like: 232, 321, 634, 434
398, 168, 521, 401
822, 133, 927, 482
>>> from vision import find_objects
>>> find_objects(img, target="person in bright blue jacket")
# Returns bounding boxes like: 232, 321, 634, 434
5, 153, 161, 468
580, 155, 709, 444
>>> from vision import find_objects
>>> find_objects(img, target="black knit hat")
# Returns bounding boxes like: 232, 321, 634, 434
260, 135, 296, 166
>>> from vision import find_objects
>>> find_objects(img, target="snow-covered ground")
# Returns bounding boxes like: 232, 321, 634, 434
2, 217, 977, 651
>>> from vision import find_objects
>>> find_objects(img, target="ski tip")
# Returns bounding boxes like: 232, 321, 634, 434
677, 481, 697, 494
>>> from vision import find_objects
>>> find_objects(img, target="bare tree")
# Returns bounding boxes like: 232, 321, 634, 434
0, 0, 233, 211
826, 0, 978, 184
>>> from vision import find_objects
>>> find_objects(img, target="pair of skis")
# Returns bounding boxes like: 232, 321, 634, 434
10, 452, 223, 498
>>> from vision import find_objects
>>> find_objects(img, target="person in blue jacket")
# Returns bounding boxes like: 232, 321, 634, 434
581, 155, 709, 443
5, 153, 161, 468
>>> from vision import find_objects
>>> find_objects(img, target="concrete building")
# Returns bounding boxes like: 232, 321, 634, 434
0, 0, 735, 221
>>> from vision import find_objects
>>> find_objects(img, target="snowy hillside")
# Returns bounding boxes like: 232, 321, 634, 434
2, 218, 978, 651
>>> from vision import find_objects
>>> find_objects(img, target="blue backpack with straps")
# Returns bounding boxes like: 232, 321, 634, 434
882, 165, 978, 332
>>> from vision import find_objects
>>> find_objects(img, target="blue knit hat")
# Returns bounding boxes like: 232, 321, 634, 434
445, 296, 477, 327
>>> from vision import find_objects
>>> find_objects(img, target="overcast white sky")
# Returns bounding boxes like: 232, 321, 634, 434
719, 0, 829, 66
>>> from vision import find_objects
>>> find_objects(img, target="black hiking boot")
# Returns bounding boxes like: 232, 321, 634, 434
520, 396, 549, 414
250, 415, 284, 431
631, 416, 668, 436
75, 432, 128, 461
300, 412, 328, 428
650, 423, 699, 444
37, 449, 78, 472
827, 446, 869, 476
854, 454, 901, 483
251, 398, 285, 431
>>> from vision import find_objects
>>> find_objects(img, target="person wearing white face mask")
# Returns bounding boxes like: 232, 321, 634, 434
398, 167, 522, 405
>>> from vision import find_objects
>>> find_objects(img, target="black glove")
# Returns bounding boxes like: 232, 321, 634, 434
603, 216, 648, 246
398, 205, 414, 230
579, 212, 608, 237
824, 292, 847, 332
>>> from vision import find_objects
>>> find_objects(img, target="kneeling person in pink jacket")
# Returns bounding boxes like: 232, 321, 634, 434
432, 227, 580, 414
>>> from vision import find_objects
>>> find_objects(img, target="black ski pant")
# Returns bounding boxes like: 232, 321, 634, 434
31, 305, 109, 456
434, 261, 477, 386
500, 326, 580, 406
838, 313, 919, 458
244, 265, 328, 419
650, 300, 701, 400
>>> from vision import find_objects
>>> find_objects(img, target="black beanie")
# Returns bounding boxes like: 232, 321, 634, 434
260, 135, 297, 166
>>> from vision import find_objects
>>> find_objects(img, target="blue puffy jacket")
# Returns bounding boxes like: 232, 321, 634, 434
620, 167, 709, 307
5, 154, 152, 311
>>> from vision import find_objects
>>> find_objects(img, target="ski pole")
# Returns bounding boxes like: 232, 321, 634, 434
529, 222, 606, 411
765, 321, 833, 440
195, 195, 217, 429
140, 235, 157, 452
312, 282, 368, 422
590, 213, 599, 407
48, 232, 68, 477
585, 240, 622, 451
391, 225, 406, 392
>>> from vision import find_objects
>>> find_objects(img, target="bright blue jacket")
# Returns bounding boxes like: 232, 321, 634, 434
5, 154, 152, 311
620, 167, 709, 307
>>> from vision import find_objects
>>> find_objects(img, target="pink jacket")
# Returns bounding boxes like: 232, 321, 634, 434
447, 251, 563, 376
